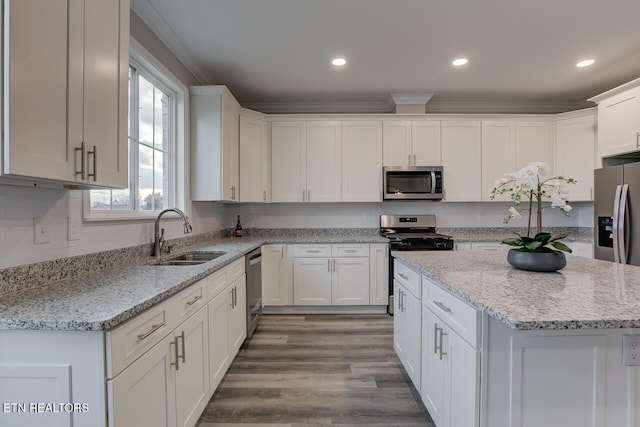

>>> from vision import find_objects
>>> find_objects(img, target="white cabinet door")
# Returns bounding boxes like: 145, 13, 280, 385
83, 0, 129, 188
383, 121, 412, 166
448, 325, 480, 427
174, 308, 209, 427
306, 121, 342, 202
222, 98, 240, 201
293, 258, 332, 305
332, 257, 369, 305
597, 86, 640, 157
515, 122, 553, 170
481, 121, 516, 201
568, 241, 593, 259
3, 0, 75, 182
369, 244, 389, 305
228, 277, 247, 354
421, 305, 446, 427
412, 120, 442, 165
207, 289, 230, 395
262, 244, 293, 306
342, 121, 383, 202
240, 116, 269, 202
108, 334, 177, 427
403, 288, 421, 389
271, 121, 306, 202
393, 280, 405, 359
442, 121, 482, 201
555, 115, 596, 201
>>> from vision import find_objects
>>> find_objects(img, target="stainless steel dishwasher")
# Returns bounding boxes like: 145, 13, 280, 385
245, 247, 262, 339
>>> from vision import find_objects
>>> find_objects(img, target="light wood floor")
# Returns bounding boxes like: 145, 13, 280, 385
196, 314, 435, 426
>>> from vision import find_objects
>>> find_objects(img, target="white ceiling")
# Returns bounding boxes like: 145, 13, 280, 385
132, 0, 640, 114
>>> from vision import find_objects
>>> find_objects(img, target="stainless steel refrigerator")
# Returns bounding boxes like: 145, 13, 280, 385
594, 161, 640, 265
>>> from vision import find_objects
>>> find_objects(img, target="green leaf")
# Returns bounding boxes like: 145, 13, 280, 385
533, 232, 552, 243
524, 241, 543, 251
551, 241, 572, 253
502, 238, 523, 247
548, 231, 571, 242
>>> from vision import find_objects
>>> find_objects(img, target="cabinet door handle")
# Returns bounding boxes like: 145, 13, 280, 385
439, 329, 448, 360
302, 189, 306, 202
433, 300, 452, 314
233, 286, 237, 307
137, 322, 165, 341
408, 154, 412, 166
263, 189, 267, 202
281, 246, 284, 259
308, 189, 311, 202
413, 153, 417, 165
333, 259, 336, 272
87, 145, 97, 181
434, 323, 440, 355
75, 142, 86, 180
328, 259, 331, 271
177, 330, 186, 364
637, 132, 639, 148
398, 273, 408, 280
399, 289, 404, 312
230, 289, 235, 308
170, 337, 180, 370
186, 295, 202, 307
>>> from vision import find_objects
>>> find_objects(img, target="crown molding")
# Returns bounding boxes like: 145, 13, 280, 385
242, 99, 397, 114
424, 100, 595, 114
131, 0, 215, 85
588, 76, 640, 103
390, 93, 434, 105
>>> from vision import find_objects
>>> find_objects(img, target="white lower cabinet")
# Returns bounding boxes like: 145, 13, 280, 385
369, 244, 389, 305
207, 275, 246, 394
421, 305, 479, 427
262, 244, 294, 306
394, 280, 421, 387
292, 244, 372, 306
108, 307, 209, 427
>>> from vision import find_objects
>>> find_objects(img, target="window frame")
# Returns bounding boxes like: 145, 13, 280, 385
83, 37, 189, 222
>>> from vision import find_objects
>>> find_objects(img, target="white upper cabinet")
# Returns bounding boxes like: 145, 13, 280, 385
271, 121, 341, 203
2, 0, 129, 188
190, 86, 241, 202
481, 121, 516, 201
515, 121, 553, 169
239, 115, 269, 202
342, 121, 383, 202
555, 113, 596, 201
383, 120, 441, 166
271, 121, 307, 202
441, 121, 482, 201
589, 80, 640, 158
306, 121, 342, 202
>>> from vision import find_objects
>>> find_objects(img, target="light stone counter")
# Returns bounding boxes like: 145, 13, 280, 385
0, 233, 387, 331
392, 250, 640, 330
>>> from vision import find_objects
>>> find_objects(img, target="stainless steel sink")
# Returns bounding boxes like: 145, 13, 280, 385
154, 251, 226, 266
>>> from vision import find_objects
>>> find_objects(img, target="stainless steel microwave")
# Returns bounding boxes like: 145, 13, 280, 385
383, 166, 444, 200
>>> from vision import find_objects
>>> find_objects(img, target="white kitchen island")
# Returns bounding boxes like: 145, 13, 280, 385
392, 250, 640, 427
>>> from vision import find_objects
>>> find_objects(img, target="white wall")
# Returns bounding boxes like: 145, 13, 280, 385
226, 201, 594, 230
0, 186, 225, 269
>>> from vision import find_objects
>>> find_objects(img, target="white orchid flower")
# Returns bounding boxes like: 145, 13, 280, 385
560, 204, 572, 213
508, 206, 522, 219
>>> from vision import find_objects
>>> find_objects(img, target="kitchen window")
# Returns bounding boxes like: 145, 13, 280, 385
85, 39, 188, 220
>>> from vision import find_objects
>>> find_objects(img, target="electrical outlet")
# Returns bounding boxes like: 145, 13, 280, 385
33, 217, 50, 245
67, 217, 80, 241
622, 335, 640, 366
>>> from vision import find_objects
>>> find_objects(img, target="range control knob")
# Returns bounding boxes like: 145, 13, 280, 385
435, 242, 444, 249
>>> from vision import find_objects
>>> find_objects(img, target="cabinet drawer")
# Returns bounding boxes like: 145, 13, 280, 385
293, 244, 332, 257
205, 268, 229, 300
394, 259, 421, 299
423, 276, 480, 348
107, 299, 176, 378
470, 241, 505, 251
175, 280, 206, 322
332, 244, 370, 257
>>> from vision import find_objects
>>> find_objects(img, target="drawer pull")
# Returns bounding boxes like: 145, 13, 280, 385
398, 273, 409, 280
343, 249, 358, 253
306, 249, 321, 253
433, 300, 452, 314
186, 295, 202, 306
137, 322, 165, 341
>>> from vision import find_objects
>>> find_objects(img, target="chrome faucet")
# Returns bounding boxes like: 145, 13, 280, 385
153, 208, 193, 257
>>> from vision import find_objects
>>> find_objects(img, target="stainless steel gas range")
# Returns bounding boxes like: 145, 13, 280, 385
379, 214, 454, 314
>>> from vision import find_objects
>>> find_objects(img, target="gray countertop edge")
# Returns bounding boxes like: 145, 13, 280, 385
392, 253, 638, 331
0, 235, 388, 332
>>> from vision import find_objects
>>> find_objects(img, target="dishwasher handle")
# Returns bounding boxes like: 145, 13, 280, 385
249, 255, 262, 266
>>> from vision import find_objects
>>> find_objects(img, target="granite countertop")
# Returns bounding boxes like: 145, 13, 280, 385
392, 251, 640, 330
0, 233, 387, 331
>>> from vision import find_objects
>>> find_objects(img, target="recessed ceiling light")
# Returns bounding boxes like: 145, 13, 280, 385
452, 58, 468, 67
576, 59, 595, 68
332, 58, 347, 67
